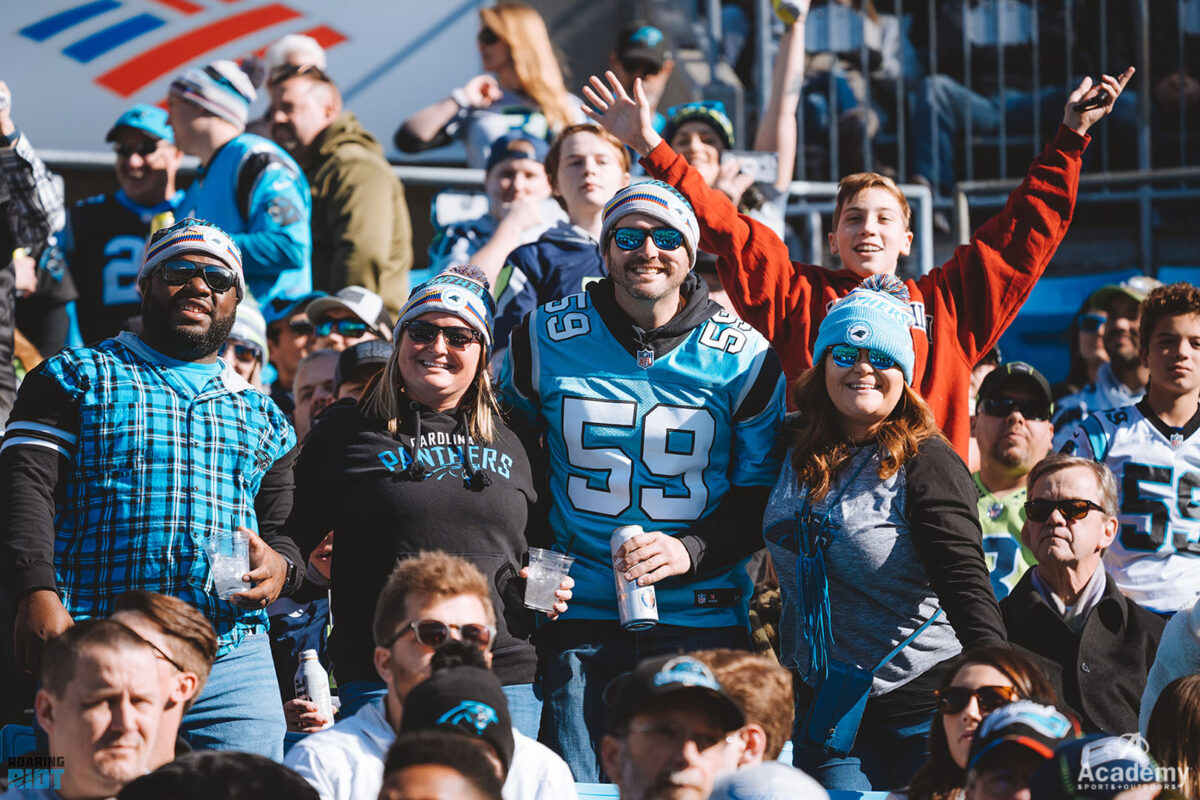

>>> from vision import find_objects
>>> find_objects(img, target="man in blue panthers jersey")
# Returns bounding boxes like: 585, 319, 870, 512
168, 60, 312, 305
45, 105, 187, 342
498, 181, 785, 781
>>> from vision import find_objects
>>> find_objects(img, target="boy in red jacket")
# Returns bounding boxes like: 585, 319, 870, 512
582, 67, 1133, 459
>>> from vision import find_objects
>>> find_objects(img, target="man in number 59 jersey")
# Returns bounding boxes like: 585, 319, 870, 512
1063, 283, 1200, 616
499, 180, 785, 780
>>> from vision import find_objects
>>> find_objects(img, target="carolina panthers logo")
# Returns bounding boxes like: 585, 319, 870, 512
436, 701, 499, 736
441, 288, 468, 310
847, 322, 872, 345
652, 656, 721, 692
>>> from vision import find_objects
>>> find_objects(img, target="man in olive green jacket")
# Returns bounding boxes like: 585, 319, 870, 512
268, 67, 413, 316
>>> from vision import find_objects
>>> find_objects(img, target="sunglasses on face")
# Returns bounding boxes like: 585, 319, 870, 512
979, 396, 1051, 421
935, 685, 1019, 715
829, 344, 897, 370
1024, 498, 1106, 523
612, 226, 685, 251
157, 259, 238, 294
620, 58, 662, 77
219, 341, 263, 364
403, 320, 481, 350
113, 141, 160, 158
267, 62, 332, 87
1078, 312, 1106, 334
384, 619, 496, 651
314, 318, 372, 338
477, 26, 501, 45
288, 318, 315, 337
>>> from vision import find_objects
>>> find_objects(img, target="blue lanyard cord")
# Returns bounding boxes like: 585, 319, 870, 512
795, 447, 876, 683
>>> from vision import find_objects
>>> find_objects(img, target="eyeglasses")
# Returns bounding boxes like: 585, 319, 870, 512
935, 685, 1019, 715
314, 318, 372, 338
268, 62, 332, 87
288, 318, 316, 336
383, 619, 496, 651
1078, 312, 1106, 334
157, 259, 238, 294
829, 344, 897, 370
113, 141, 160, 158
402, 320, 481, 350
1024, 498, 1107, 523
220, 341, 263, 364
626, 721, 736, 753
979, 396, 1051, 421
477, 26, 500, 45
612, 227, 684, 251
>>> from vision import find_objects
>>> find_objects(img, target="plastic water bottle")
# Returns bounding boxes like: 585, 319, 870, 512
294, 649, 333, 728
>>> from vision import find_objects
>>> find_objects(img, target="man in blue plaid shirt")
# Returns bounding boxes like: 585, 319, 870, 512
0, 218, 303, 760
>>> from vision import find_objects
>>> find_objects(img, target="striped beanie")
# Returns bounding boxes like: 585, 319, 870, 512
229, 297, 269, 363
140, 217, 245, 300
599, 180, 699, 268
170, 61, 257, 130
395, 264, 496, 349
812, 274, 916, 383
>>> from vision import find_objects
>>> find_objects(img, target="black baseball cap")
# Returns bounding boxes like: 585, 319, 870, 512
399, 665, 515, 775
603, 654, 745, 733
333, 339, 391, 391
977, 361, 1054, 409
614, 21, 668, 70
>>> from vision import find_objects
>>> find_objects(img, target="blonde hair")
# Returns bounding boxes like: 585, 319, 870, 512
832, 172, 912, 231
359, 337, 500, 443
373, 552, 497, 646
480, 3, 574, 132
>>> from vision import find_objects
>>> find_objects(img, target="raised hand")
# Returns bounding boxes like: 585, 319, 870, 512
1063, 67, 1135, 136
581, 71, 662, 157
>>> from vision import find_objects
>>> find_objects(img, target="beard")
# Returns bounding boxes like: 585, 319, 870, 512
141, 294, 237, 361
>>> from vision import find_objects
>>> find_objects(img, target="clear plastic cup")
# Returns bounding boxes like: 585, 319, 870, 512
524, 548, 574, 613
207, 530, 250, 601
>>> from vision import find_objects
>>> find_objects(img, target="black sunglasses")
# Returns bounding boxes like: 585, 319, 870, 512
1078, 312, 1105, 334
620, 57, 662, 77
288, 318, 316, 336
477, 27, 500, 45
220, 341, 262, 364
314, 318, 372, 338
935, 685, 1019, 715
383, 619, 496, 651
1024, 498, 1107, 523
268, 62, 332, 87
979, 396, 1051, 421
157, 259, 238, 294
113, 140, 160, 158
403, 320, 481, 350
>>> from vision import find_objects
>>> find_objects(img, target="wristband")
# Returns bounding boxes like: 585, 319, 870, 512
451, 88, 471, 110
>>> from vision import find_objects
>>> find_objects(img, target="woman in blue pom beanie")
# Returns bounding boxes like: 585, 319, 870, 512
761, 274, 1007, 792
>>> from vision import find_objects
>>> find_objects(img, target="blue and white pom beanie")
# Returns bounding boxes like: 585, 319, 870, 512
170, 60, 256, 130
394, 264, 496, 350
599, 180, 700, 268
812, 274, 916, 383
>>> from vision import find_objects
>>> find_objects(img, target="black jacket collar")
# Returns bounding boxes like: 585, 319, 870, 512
587, 272, 721, 361
1006, 567, 1129, 629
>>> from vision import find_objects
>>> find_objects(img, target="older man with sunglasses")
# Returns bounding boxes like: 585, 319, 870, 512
998, 452, 1165, 734
285, 551, 576, 800
1, 217, 304, 760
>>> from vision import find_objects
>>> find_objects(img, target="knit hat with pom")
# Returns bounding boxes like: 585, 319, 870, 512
812, 274, 917, 383
394, 264, 496, 350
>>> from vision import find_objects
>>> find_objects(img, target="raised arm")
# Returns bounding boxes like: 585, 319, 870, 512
752, 3, 809, 192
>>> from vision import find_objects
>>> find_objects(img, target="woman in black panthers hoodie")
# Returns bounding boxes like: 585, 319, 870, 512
285, 264, 558, 739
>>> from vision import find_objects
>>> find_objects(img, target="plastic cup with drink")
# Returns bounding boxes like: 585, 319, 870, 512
523, 547, 574, 613
206, 528, 251, 601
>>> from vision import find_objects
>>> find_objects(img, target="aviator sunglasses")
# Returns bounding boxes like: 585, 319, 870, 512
402, 320, 481, 350
157, 260, 238, 294
1024, 498, 1106, 523
829, 344, 897, 370
383, 619, 496, 651
612, 227, 685, 251
935, 685, 1019, 715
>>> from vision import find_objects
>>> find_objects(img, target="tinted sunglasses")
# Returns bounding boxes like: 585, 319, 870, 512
477, 26, 500, 45
935, 685, 1019, 715
220, 341, 263, 364
1024, 498, 1106, 523
829, 344, 897, 370
288, 318, 316, 336
403, 320, 481, 350
612, 226, 684, 251
268, 62, 332, 87
979, 396, 1051, 421
314, 318, 372, 338
1078, 312, 1106, 334
113, 140, 160, 158
157, 259, 238, 294
384, 619, 496, 651
620, 57, 662, 77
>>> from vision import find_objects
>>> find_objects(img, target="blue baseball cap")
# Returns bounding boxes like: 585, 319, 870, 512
106, 104, 174, 144
484, 131, 549, 175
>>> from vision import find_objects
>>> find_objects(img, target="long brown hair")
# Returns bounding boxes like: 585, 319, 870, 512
479, 3, 574, 132
788, 352, 942, 501
1147, 674, 1200, 800
906, 646, 1057, 800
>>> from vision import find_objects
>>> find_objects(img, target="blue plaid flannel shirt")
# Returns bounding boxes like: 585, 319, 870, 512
22, 332, 296, 656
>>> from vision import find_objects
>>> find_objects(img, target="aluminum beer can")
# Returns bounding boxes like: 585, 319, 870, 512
611, 525, 658, 630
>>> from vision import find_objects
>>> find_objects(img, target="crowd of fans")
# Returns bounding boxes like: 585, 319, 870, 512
0, 1, 1197, 799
